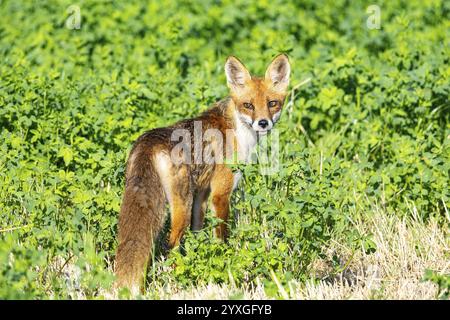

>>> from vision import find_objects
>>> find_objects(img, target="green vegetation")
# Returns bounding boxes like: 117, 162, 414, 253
0, 0, 448, 299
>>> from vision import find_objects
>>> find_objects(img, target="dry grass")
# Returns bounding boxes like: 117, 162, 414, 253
295, 206, 449, 299
144, 205, 449, 300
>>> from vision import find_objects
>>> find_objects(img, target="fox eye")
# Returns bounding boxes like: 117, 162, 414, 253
243, 103, 254, 110
268, 100, 278, 108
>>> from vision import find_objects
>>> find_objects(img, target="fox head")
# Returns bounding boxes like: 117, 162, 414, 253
225, 54, 291, 135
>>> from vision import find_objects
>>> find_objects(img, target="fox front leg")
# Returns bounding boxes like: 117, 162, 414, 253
210, 165, 235, 241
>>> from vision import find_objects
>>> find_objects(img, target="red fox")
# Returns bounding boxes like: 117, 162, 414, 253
114, 54, 291, 292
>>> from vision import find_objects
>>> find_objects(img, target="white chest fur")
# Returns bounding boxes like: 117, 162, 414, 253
234, 112, 258, 162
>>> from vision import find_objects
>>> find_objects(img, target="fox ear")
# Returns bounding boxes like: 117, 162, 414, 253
265, 54, 290, 92
225, 56, 251, 91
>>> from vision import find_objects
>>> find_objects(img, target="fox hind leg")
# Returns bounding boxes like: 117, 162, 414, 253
166, 168, 193, 249
168, 194, 193, 249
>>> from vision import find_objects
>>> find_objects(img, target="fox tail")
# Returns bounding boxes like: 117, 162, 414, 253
114, 148, 166, 293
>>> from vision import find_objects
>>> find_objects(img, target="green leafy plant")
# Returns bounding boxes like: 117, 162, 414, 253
0, 0, 448, 299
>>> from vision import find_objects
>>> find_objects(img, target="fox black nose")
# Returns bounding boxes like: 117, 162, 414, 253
258, 119, 269, 128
